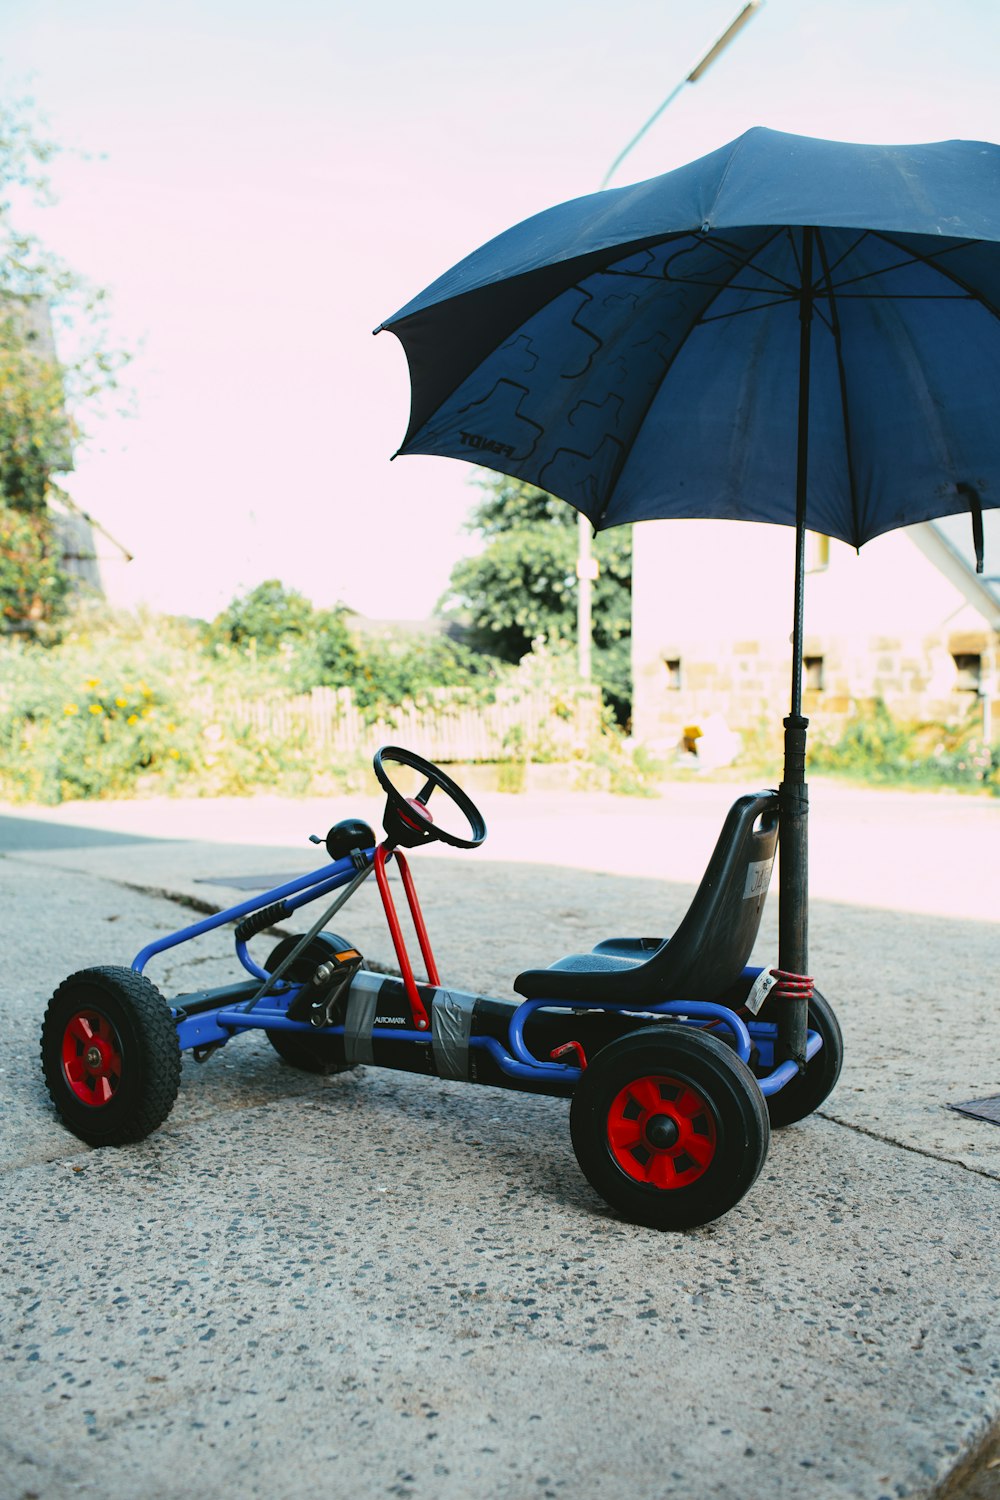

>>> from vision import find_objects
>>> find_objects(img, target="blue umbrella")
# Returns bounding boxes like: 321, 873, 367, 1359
377, 127, 1000, 1069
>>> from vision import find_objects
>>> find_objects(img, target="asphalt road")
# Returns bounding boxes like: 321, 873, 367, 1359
1, 779, 998, 1500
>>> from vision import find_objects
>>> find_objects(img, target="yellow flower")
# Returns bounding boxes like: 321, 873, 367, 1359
127, 713, 138, 726
89, 704, 103, 716
63, 703, 78, 716
85, 677, 101, 690
115, 696, 128, 708
168, 747, 180, 760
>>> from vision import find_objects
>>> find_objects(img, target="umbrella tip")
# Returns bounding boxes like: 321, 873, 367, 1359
957, 481, 985, 572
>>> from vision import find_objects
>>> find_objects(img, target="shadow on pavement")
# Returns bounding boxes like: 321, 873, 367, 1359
0, 815, 166, 852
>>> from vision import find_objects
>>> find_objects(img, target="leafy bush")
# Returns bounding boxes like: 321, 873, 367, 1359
0, 594, 511, 803
0, 606, 327, 803
0, 631, 198, 803
0, 589, 649, 805
207, 579, 324, 657
0, 501, 69, 626
573, 708, 667, 797
207, 580, 500, 721
809, 700, 999, 793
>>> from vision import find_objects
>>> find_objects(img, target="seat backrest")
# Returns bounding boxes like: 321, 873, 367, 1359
640, 790, 779, 1002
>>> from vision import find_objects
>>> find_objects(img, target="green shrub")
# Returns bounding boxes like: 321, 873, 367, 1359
0, 501, 69, 627
0, 645, 197, 803
0, 594, 654, 805
333, 632, 497, 718
809, 700, 999, 793
207, 578, 316, 655
574, 708, 667, 797
208, 581, 498, 717
0, 606, 324, 803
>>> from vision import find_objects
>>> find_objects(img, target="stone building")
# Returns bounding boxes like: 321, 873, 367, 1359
630, 513, 1000, 754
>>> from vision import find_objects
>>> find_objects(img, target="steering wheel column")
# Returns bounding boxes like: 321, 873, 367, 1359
369, 747, 488, 1031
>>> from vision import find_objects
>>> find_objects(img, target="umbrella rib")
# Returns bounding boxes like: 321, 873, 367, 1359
829, 292, 975, 300
875, 231, 1000, 322
823, 236, 971, 290
815, 229, 872, 283
697, 294, 801, 324
592, 225, 789, 528
811, 302, 836, 338
827, 236, 998, 308
814, 228, 865, 548
677, 232, 802, 296
603, 231, 800, 297
786, 225, 805, 287
609, 270, 793, 299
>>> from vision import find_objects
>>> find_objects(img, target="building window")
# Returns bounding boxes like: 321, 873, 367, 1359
663, 657, 682, 690
804, 655, 825, 692
952, 653, 982, 692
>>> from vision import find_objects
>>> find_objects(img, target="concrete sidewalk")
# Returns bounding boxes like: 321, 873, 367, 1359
1, 779, 998, 1500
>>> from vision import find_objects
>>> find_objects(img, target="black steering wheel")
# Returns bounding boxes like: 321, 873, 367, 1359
372, 746, 487, 850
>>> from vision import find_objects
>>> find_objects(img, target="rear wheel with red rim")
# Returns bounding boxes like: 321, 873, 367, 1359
763, 988, 843, 1127
570, 1027, 770, 1230
40, 967, 181, 1146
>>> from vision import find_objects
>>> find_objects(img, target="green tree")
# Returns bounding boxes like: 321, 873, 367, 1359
0, 94, 128, 626
0, 501, 68, 624
208, 579, 365, 693
208, 579, 496, 712
209, 578, 318, 655
440, 474, 633, 722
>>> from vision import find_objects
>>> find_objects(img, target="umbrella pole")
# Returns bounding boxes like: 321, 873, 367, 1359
777, 226, 814, 1071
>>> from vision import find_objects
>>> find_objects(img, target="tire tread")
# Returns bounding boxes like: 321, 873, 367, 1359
40, 966, 181, 1145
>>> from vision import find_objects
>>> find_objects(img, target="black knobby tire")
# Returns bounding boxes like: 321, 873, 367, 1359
570, 1026, 770, 1231
40, 966, 181, 1146
264, 935, 356, 1076
764, 988, 843, 1128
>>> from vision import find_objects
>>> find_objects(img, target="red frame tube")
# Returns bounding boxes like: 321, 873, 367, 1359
373, 845, 440, 1030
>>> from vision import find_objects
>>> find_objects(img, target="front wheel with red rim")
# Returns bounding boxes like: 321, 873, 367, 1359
570, 1027, 770, 1230
40, 967, 181, 1146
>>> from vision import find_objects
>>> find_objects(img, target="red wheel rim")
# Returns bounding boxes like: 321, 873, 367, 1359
606, 1074, 717, 1189
61, 1009, 124, 1107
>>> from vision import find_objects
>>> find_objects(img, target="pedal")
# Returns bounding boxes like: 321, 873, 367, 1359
286, 946, 363, 1027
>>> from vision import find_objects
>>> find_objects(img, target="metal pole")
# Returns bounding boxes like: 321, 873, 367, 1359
593, 4, 764, 686
576, 512, 595, 681
777, 225, 814, 1071
601, 2, 764, 188
981, 647, 995, 744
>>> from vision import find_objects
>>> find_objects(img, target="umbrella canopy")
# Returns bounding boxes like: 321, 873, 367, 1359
380, 127, 1000, 554
377, 127, 1000, 1065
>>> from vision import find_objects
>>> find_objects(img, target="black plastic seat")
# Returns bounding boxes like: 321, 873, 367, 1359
513, 791, 779, 1005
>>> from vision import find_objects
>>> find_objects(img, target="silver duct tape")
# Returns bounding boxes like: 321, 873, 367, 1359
431, 989, 476, 1081
343, 971, 383, 1065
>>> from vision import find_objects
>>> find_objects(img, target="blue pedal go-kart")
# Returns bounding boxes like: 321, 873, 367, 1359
40, 746, 842, 1230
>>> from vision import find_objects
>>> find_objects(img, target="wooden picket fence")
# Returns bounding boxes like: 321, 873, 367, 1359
221, 683, 601, 763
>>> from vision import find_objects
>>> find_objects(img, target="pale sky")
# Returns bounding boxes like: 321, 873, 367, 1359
4, 0, 1000, 621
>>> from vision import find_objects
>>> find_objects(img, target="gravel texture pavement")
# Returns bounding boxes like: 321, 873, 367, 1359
1, 777, 998, 1500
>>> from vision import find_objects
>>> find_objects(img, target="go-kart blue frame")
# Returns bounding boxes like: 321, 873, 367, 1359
40, 745, 840, 1231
